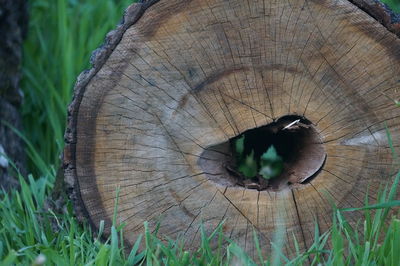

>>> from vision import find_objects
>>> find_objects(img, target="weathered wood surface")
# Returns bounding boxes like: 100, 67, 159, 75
64, 0, 400, 257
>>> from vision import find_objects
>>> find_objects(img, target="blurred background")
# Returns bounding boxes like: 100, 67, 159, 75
384, 0, 400, 12
22, 0, 135, 178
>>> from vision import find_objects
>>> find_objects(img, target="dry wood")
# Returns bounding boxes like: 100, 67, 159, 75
64, 0, 400, 257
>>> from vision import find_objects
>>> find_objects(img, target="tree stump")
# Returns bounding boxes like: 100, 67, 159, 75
64, 0, 400, 256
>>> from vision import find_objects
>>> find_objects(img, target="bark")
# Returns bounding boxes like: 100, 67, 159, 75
0, 0, 28, 191
64, 0, 400, 258
351, 0, 400, 37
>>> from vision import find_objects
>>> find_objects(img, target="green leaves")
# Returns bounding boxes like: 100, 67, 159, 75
238, 150, 258, 178
235, 135, 245, 156
259, 146, 283, 180
234, 136, 283, 179
234, 135, 257, 178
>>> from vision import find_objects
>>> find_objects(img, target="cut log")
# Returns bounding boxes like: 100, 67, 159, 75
64, 0, 400, 257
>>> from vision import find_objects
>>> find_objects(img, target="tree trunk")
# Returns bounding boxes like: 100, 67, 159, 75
64, 0, 400, 257
0, 0, 27, 191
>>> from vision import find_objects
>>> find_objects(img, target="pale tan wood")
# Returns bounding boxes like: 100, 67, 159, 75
64, 0, 400, 258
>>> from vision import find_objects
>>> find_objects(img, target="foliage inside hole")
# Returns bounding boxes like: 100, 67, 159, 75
233, 135, 283, 180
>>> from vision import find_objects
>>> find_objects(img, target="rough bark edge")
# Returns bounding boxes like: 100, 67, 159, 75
349, 0, 400, 37
62, 0, 159, 226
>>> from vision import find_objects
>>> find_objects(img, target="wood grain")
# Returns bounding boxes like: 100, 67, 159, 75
64, 0, 400, 257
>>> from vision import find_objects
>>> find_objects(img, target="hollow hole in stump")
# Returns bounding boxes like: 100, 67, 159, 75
199, 115, 327, 191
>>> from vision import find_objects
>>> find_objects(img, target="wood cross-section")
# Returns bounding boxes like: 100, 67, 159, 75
64, 0, 400, 258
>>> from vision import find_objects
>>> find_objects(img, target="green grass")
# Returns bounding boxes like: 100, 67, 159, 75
21, 0, 135, 175
382, 0, 400, 13
1, 155, 400, 265
1, 0, 400, 264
